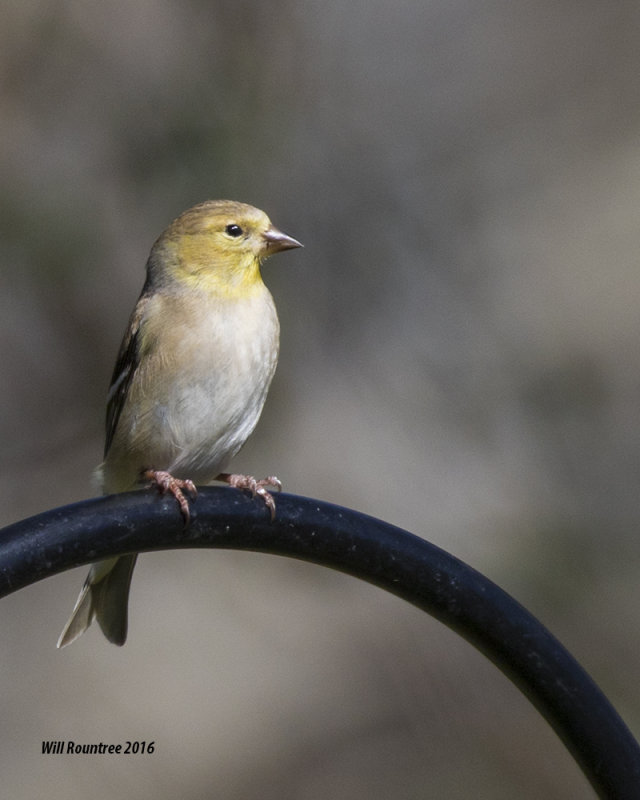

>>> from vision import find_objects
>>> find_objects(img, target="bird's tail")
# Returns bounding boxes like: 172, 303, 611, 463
57, 554, 138, 648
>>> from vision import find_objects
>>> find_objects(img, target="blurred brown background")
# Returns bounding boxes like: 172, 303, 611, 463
2, 1, 640, 797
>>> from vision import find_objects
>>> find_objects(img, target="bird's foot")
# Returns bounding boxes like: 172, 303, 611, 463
143, 469, 197, 525
216, 473, 281, 520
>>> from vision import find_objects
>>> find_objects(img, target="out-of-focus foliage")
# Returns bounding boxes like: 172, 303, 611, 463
2, 1, 640, 797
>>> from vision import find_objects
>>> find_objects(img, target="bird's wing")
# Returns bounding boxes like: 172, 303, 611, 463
104, 293, 150, 458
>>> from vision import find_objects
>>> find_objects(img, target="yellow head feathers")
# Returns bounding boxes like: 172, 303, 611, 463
148, 200, 302, 294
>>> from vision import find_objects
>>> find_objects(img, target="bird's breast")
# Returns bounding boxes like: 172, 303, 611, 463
103, 286, 280, 489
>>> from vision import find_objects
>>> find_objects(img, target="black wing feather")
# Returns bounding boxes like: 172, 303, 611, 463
104, 294, 149, 458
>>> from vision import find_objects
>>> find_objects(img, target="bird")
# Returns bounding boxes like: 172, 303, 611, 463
57, 200, 302, 648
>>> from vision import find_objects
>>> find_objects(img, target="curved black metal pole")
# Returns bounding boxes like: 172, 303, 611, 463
0, 487, 638, 797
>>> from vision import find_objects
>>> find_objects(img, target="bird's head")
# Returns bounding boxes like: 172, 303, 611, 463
148, 200, 302, 296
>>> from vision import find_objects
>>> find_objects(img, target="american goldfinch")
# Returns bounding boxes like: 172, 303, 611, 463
57, 200, 302, 648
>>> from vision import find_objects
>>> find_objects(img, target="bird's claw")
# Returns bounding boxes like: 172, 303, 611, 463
216, 473, 281, 520
143, 469, 197, 525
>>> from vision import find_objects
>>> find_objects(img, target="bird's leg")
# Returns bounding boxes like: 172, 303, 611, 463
216, 473, 282, 520
143, 469, 197, 525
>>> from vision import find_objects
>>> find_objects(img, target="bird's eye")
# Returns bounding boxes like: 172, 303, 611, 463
225, 224, 243, 238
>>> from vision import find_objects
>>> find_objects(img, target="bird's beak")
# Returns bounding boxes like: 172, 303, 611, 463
263, 226, 303, 254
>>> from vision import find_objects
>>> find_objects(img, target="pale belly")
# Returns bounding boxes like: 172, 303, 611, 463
99, 288, 279, 492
